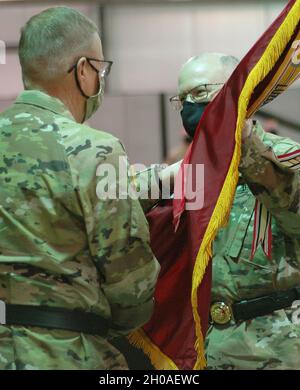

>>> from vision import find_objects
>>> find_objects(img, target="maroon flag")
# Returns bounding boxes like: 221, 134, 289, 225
129, 0, 300, 370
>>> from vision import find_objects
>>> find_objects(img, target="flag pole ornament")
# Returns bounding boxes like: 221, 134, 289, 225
129, 0, 300, 370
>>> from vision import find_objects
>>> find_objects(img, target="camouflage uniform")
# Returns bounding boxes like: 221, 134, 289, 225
0, 90, 160, 370
205, 121, 300, 370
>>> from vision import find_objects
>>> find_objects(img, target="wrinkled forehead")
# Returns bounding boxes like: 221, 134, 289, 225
178, 57, 227, 94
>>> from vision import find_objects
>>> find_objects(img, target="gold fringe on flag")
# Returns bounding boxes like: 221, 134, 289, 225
128, 328, 179, 370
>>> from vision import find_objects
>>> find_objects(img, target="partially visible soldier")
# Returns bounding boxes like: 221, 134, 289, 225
170, 53, 300, 369
0, 7, 163, 370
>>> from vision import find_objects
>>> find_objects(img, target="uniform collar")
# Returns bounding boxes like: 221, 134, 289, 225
15, 90, 75, 122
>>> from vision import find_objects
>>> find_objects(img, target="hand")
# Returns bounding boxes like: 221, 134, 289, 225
242, 119, 253, 141
159, 160, 182, 195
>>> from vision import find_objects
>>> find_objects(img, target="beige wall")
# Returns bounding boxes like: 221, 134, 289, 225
105, 2, 288, 94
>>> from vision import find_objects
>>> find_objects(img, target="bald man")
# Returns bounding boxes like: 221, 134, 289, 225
170, 53, 300, 370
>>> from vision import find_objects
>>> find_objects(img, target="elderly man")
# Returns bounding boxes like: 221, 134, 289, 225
171, 53, 300, 369
0, 6, 165, 370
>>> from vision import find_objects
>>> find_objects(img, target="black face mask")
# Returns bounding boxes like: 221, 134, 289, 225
180, 101, 208, 139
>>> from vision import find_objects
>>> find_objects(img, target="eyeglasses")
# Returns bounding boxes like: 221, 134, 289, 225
169, 83, 224, 111
68, 57, 113, 78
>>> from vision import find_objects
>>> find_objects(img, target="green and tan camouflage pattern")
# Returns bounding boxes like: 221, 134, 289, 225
206, 122, 300, 370
0, 90, 160, 370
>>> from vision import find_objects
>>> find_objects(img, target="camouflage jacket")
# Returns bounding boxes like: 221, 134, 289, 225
206, 121, 300, 370
0, 90, 160, 370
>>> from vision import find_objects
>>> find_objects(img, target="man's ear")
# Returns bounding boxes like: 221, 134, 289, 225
76, 57, 87, 82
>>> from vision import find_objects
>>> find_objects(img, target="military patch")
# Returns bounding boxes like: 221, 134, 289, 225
251, 200, 272, 260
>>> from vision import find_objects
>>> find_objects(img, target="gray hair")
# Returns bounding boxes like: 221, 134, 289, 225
19, 6, 99, 89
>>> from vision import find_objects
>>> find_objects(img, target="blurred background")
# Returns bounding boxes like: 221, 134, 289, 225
0, 0, 299, 166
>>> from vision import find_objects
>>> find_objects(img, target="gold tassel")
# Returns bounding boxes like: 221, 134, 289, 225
128, 329, 178, 370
